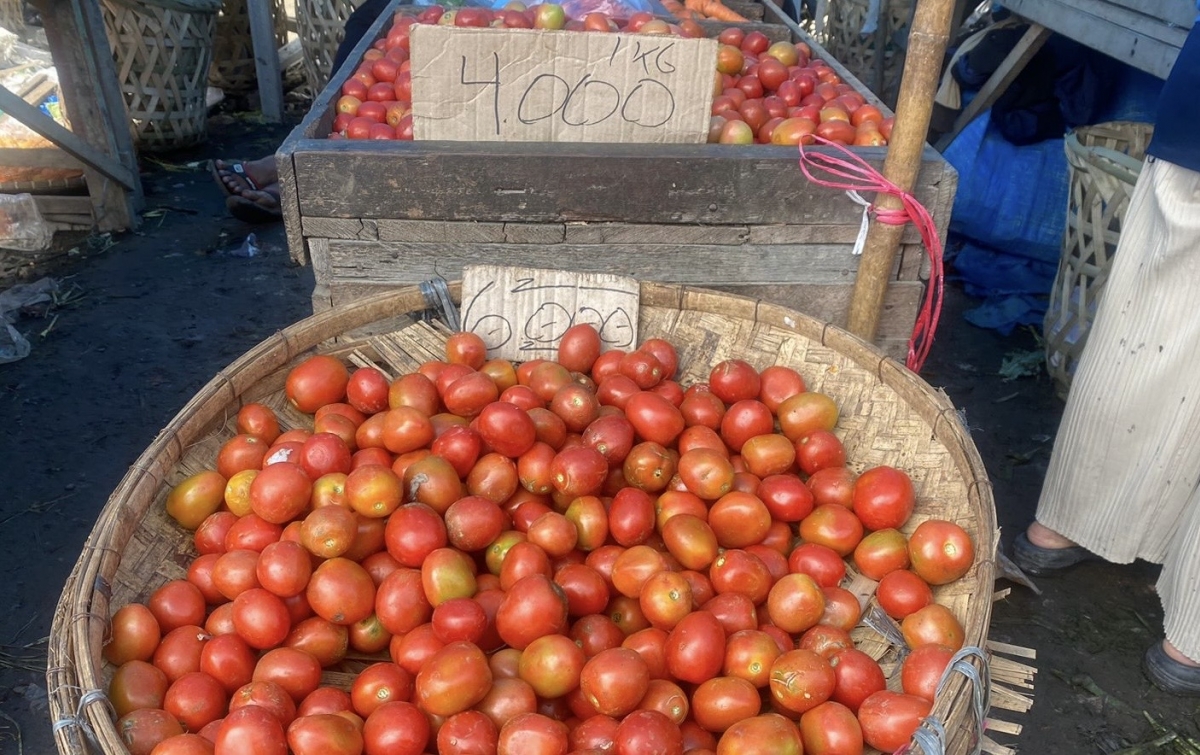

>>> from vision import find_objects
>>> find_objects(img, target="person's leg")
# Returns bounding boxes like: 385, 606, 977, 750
1020, 158, 1200, 567
1148, 469, 1200, 693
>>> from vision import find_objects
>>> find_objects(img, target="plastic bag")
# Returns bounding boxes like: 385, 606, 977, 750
0, 193, 52, 252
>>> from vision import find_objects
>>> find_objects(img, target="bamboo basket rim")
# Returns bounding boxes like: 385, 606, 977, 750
1064, 121, 1155, 185
48, 281, 998, 755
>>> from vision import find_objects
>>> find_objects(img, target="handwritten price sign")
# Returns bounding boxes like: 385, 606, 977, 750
460, 265, 640, 362
410, 25, 717, 143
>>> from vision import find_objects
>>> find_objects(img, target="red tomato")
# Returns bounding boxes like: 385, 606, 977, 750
477, 401, 537, 458
777, 392, 838, 441
580, 647, 650, 717
664, 610, 725, 685
497, 712, 570, 755
249, 463, 311, 525
901, 603, 965, 651
149, 580, 207, 634
798, 504, 864, 557
518, 633, 586, 698
119, 708, 185, 755
766, 573, 825, 634
708, 491, 772, 548
495, 574, 569, 650
719, 400, 774, 452
716, 713, 802, 755
615, 709, 684, 755
901, 644, 955, 702
692, 676, 761, 733
109, 660, 169, 717
445, 331, 488, 368
106, 604, 162, 666
709, 360, 761, 404
306, 558, 375, 627
799, 700, 863, 755
286, 713, 364, 755
794, 430, 846, 476
164, 671, 227, 732
876, 569, 933, 619
851, 466, 915, 531
787, 542, 845, 588
363, 701, 430, 755
856, 690, 931, 752
807, 466, 857, 508
852, 528, 910, 581
215, 705, 287, 755
414, 641, 493, 717
238, 403, 281, 444
769, 649, 835, 715
346, 366, 390, 415
556, 324, 602, 373
828, 647, 886, 713
625, 392, 686, 446
286, 355, 349, 414
907, 519, 975, 585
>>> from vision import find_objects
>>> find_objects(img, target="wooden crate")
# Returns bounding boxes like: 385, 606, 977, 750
276, 1, 958, 359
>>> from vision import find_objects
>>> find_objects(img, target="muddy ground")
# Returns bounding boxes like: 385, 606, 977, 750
1, 118, 1197, 755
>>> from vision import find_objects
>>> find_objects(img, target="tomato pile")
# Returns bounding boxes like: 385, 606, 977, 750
328, 5, 892, 147
106, 324, 976, 755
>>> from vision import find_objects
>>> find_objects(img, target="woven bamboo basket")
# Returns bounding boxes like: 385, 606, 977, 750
101, 0, 221, 152
208, 0, 288, 93
295, 0, 364, 93
48, 281, 1013, 755
1044, 121, 1153, 399
824, 0, 911, 106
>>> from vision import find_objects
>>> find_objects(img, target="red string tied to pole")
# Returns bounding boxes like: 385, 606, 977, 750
796, 136, 945, 373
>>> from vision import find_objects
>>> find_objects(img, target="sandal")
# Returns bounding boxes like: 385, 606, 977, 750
227, 194, 282, 224
210, 160, 259, 198
1010, 531, 1098, 577
1144, 642, 1200, 696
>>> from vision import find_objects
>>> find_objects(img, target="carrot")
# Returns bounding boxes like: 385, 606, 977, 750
659, 0, 696, 22
684, 0, 748, 22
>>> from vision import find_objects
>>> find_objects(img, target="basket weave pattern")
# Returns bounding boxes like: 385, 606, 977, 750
208, 0, 288, 93
102, 0, 218, 151
1044, 121, 1154, 398
48, 283, 997, 755
295, 0, 363, 92
824, 0, 910, 106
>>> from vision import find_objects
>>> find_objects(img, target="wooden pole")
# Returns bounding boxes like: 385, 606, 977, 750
845, 0, 955, 343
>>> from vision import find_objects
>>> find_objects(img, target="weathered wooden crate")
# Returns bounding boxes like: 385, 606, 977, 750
276, 1, 958, 359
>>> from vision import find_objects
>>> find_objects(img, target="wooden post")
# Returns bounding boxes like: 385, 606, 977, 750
247, 0, 283, 122
33, 0, 143, 231
845, 0, 954, 343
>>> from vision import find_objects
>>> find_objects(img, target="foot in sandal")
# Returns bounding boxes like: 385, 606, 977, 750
211, 157, 278, 199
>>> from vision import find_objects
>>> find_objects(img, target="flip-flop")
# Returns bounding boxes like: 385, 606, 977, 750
210, 160, 259, 198
227, 194, 282, 224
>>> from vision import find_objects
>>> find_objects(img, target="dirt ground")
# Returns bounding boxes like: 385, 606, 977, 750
2, 118, 1198, 755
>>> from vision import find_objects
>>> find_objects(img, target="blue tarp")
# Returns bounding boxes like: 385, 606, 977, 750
943, 61, 1164, 334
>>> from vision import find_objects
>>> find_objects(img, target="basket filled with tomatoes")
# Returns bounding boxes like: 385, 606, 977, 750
48, 279, 1015, 755
277, 0, 956, 361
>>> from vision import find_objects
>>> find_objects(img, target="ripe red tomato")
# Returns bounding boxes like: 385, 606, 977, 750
215, 705, 287, 755
901, 643, 955, 701
716, 713, 802, 755
692, 676, 761, 733
799, 700, 863, 755
350, 661, 413, 717
249, 462, 311, 525
164, 671, 227, 732
828, 647, 886, 713
708, 360, 761, 403
857, 690, 931, 752
580, 647, 650, 717
794, 430, 846, 476
853, 527, 910, 581
200, 633, 257, 694
109, 659, 169, 717
908, 519, 975, 585
118, 708, 185, 755
253, 646, 323, 704
664, 610, 725, 685
901, 603, 965, 651
719, 400, 774, 452
625, 392, 686, 446
497, 712, 570, 755
495, 574, 568, 650
766, 573, 825, 634
876, 569, 933, 619
852, 466, 915, 531
769, 649, 836, 715
615, 709, 684, 755
362, 700, 430, 755
286, 355, 349, 414
777, 392, 838, 441
148, 580, 207, 634
518, 633, 586, 698
477, 401, 537, 458
807, 466, 856, 508
286, 713, 364, 755
306, 558, 375, 626
798, 504, 864, 557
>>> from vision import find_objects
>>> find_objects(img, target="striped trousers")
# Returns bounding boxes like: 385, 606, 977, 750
1036, 157, 1200, 659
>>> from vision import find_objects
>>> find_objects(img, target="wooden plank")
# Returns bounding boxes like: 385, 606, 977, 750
934, 23, 1051, 151
569, 223, 751, 245
315, 238, 895, 287
0, 147, 83, 169
248, 0, 283, 122
33, 195, 93, 214
1103, 0, 1195, 30
999, 0, 1184, 79
35, 0, 143, 230
291, 142, 950, 227
378, 220, 508, 243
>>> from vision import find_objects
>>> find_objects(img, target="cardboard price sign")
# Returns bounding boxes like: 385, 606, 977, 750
410, 25, 717, 143
460, 265, 640, 362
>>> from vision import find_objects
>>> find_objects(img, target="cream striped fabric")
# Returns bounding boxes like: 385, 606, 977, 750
1035, 157, 1200, 656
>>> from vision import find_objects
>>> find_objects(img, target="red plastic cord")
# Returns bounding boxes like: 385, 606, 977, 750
796, 137, 945, 373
